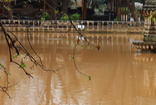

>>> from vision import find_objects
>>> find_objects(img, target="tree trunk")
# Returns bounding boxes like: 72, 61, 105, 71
126, 0, 138, 21
7, 1, 12, 19
117, 0, 121, 20
1, 0, 4, 15
51, 10, 57, 20
43, 0, 46, 12
61, 0, 70, 13
82, 0, 87, 20
47, 0, 57, 20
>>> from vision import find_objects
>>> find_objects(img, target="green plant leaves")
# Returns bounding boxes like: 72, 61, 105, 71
7, 7, 11, 11
41, 17, 45, 21
6, 0, 11, 2
70, 13, 80, 20
88, 75, 91, 80
55, 10, 59, 14
149, 14, 153, 19
41, 12, 50, 21
20, 63, 27, 68
13, 54, 20, 58
87, 46, 92, 50
149, 14, 156, 22
142, 31, 145, 35
4, 6, 11, 11
114, 16, 120, 21
0, 63, 6, 69
60, 14, 69, 20
72, 57, 75, 61
60, 13, 80, 20
152, 18, 155, 22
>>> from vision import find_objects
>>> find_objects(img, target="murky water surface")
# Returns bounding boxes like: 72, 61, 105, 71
0, 32, 156, 105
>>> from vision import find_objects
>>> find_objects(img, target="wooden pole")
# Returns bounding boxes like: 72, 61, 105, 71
82, 0, 87, 20
82, 0, 84, 20
2, 0, 4, 15
84, 1, 87, 19
125, 2, 126, 21
43, 0, 46, 12
7, 0, 12, 19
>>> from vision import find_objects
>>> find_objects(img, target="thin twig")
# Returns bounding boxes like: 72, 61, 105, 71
0, 86, 12, 99
72, 44, 89, 77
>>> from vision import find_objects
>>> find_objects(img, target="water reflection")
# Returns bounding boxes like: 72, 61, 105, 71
0, 32, 156, 105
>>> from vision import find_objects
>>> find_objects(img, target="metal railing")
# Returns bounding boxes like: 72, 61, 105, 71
0, 19, 144, 33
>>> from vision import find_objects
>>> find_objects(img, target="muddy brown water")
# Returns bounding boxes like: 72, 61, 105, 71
0, 32, 156, 105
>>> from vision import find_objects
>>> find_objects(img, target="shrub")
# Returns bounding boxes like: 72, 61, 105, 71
60, 14, 69, 20
99, 5, 104, 12
41, 12, 50, 21
114, 17, 120, 21
70, 13, 80, 20
60, 13, 80, 20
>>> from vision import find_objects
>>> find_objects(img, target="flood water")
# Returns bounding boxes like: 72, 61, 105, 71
0, 32, 156, 105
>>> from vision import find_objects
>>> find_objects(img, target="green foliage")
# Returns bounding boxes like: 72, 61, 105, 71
152, 18, 155, 22
87, 46, 92, 50
20, 63, 27, 68
149, 14, 153, 19
142, 31, 145, 35
99, 5, 104, 12
6, 0, 11, 2
7, 7, 11, 11
41, 17, 45, 21
144, 35, 148, 41
135, 8, 140, 16
0, 63, 6, 69
55, 10, 59, 14
88, 75, 91, 80
60, 14, 69, 20
149, 14, 155, 22
114, 17, 120, 21
70, 13, 80, 20
148, 11, 156, 22
13, 54, 20, 58
41, 12, 50, 21
60, 13, 80, 20
72, 57, 75, 61
4, 5, 11, 11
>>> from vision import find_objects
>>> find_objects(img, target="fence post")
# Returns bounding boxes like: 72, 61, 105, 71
112, 21, 114, 31
86, 21, 88, 31
92, 21, 94, 31
97, 21, 99, 31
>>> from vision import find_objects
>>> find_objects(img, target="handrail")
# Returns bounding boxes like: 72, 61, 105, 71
0, 19, 144, 33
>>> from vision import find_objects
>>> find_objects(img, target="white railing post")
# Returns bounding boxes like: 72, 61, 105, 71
92, 21, 94, 30
112, 21, 114, 30
87, 21, 89, 31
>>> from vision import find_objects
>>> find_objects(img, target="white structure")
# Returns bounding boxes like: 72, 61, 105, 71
76, 25, 85, 30
135, 2, 143, 9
